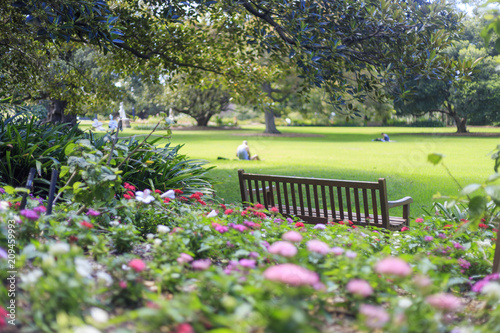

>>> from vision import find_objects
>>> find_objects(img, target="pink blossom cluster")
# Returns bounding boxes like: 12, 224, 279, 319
346, 279, 373, 297
263, 263, 319, 286
374, 257, 412, 277
227, 223, 248, 232
306, 240, 330, 255
177, 253, 194, 265
282, 230, 303, 242
191, 259, 211, 271
359, 304, 389, 328
472, 273, 500, 293
426, 293, 462, 312
212, 222, 229, 233
268, 241, 297, 257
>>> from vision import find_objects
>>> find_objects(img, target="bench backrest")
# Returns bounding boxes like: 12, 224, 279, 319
238, 169, 390, 228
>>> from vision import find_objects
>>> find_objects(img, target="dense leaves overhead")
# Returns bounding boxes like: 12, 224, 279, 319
3, 0, 464, 113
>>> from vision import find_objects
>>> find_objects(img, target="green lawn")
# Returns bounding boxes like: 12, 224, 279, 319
84, 122, 500, 218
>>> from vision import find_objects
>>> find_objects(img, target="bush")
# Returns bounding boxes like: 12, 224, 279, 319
409, 118, 446, 127
0, 109, 84, 195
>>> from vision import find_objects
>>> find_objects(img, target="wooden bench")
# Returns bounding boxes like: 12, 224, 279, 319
238, 169, 413, 231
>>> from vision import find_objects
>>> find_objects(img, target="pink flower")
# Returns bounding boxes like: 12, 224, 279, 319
270, 206, 279, 213
254, 203, 265, 210
268, 241, 297, 257
175, 323, 194, 333
282, 230, 303, 242
413, 274, 432, 288
331, 247, 344, 255
224, 209, 234, 215
263, 264, 319, 286
306, 240, 330, 255
239, 259, 256, 269
33, 206, 47, 213
86, 208, 100, 216
374, 257, 411, 277
119, 281, 127, 289
424, 236, 434, 242
295, 222, 304, 228
191, 259, 211, 270
346, 279, 373, 297
20, 209, 39, 220
359, 304, 390, 329
177, 253, 194, 265
426, 293, 462, 312
128, 259, 146, 272
401, 226, 409, 232
415, 218, 424, 223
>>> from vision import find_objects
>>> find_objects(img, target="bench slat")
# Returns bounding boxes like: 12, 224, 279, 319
322, 186, 328, 218
354, 188, 361, 222
371, 188, 379, 224
362, 189, 370, 225
240, 173, 381, 189
276, 181, 283, 214
283, 182, 290, 215
345, 187, 353, 221
337, 187, 344, 220
329, 186, 337, 220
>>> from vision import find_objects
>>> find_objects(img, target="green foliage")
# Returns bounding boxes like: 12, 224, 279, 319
0, 109, 83, 193
109, 223, 141, 254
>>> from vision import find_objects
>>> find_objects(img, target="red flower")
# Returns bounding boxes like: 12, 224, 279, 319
224, 209, 234, 215
190, 193, 201, 200
443, 225, 453, 229
348, 220, 353, 225
146, 301, 161, 309
163, 198, 170, 204
197, 200, 207, 206
481, 218, 486, 222
253, 211, 267, 219
352, 225, 358, 229
493, 228, 498, 233
128, 258, 146, 272
401, 226, 409, 232
68, 235, 79, 243
295, 222, 304, 228
220, 204, 227, 210
0, 306, 8, 327
124, 183, 136, 191
176, 323, 194, 333
15, 202, 21, 209
174, 189, 184, 194
154, 189, 162, 194
123, 194, 131, 200
241, 210, 248, 216
338, 221, 345, 225
270, 206, 279, 213
479, 223, 488, 229
171, 227, 184, 233
127, 191, 135, 197
80, 221, 94, 229
254, 203, 265, 210
178, 196, 188, 202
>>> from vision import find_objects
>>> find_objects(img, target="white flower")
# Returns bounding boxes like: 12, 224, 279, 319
0, 201, 9, 211
109, 221, 119, 227
207, 210, 218, 218
477, 239, 492, 248
146, 233, 155, 240
482, 282, 500, 299
135, 189, 155, 204
49, 242, 70, 255
398, 298, 413, 309
122, 264, 130, 271
20, 269, 43, 285
154, 238, 162, 246
73, 325, 102, 333
42, 255, 56, 268
74, 258, 93, 278
157, 225, 170, 234
160, 190, 176, 199
89, 307, 109, 323
96, 271, 113, 286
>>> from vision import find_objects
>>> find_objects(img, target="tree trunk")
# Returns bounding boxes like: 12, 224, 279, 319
195, 113, 213, 127
264, 108, 281, 134
45, 99, 76, 125
450, 113, 468, 133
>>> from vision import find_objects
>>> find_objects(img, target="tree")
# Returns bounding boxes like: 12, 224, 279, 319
5, 0, 464, 129
162, 78, 231, 127
395, 18, 500, 133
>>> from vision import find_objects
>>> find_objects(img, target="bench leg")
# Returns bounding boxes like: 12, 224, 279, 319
402, 204, 410, 226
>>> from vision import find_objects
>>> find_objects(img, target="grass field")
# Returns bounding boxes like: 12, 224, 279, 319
82, 122, 500, 218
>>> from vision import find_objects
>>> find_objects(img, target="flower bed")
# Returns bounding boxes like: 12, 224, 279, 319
1, 185, 499, 333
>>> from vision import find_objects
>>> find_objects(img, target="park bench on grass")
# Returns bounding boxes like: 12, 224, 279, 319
238, 169, 413, 231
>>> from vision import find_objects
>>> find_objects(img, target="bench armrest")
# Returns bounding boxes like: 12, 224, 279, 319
388, 196, 413, 208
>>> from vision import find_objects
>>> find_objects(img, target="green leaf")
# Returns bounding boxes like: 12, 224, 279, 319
427, 153, 444, 165
60, 165, 69, 178
65, 143, 77, 155
468, 196, 488, 220
3, 186, 15, 194
460, 184, 481, 196
485, 185, 500, 204
487, 173, 500, 182
73, 182, 83, 191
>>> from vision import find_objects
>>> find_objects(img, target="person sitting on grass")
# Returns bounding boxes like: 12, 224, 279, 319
373, 133, 390, 142
236, 140, 260, 160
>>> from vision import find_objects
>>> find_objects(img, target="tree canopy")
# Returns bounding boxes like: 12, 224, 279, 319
2, 0, 466, 127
